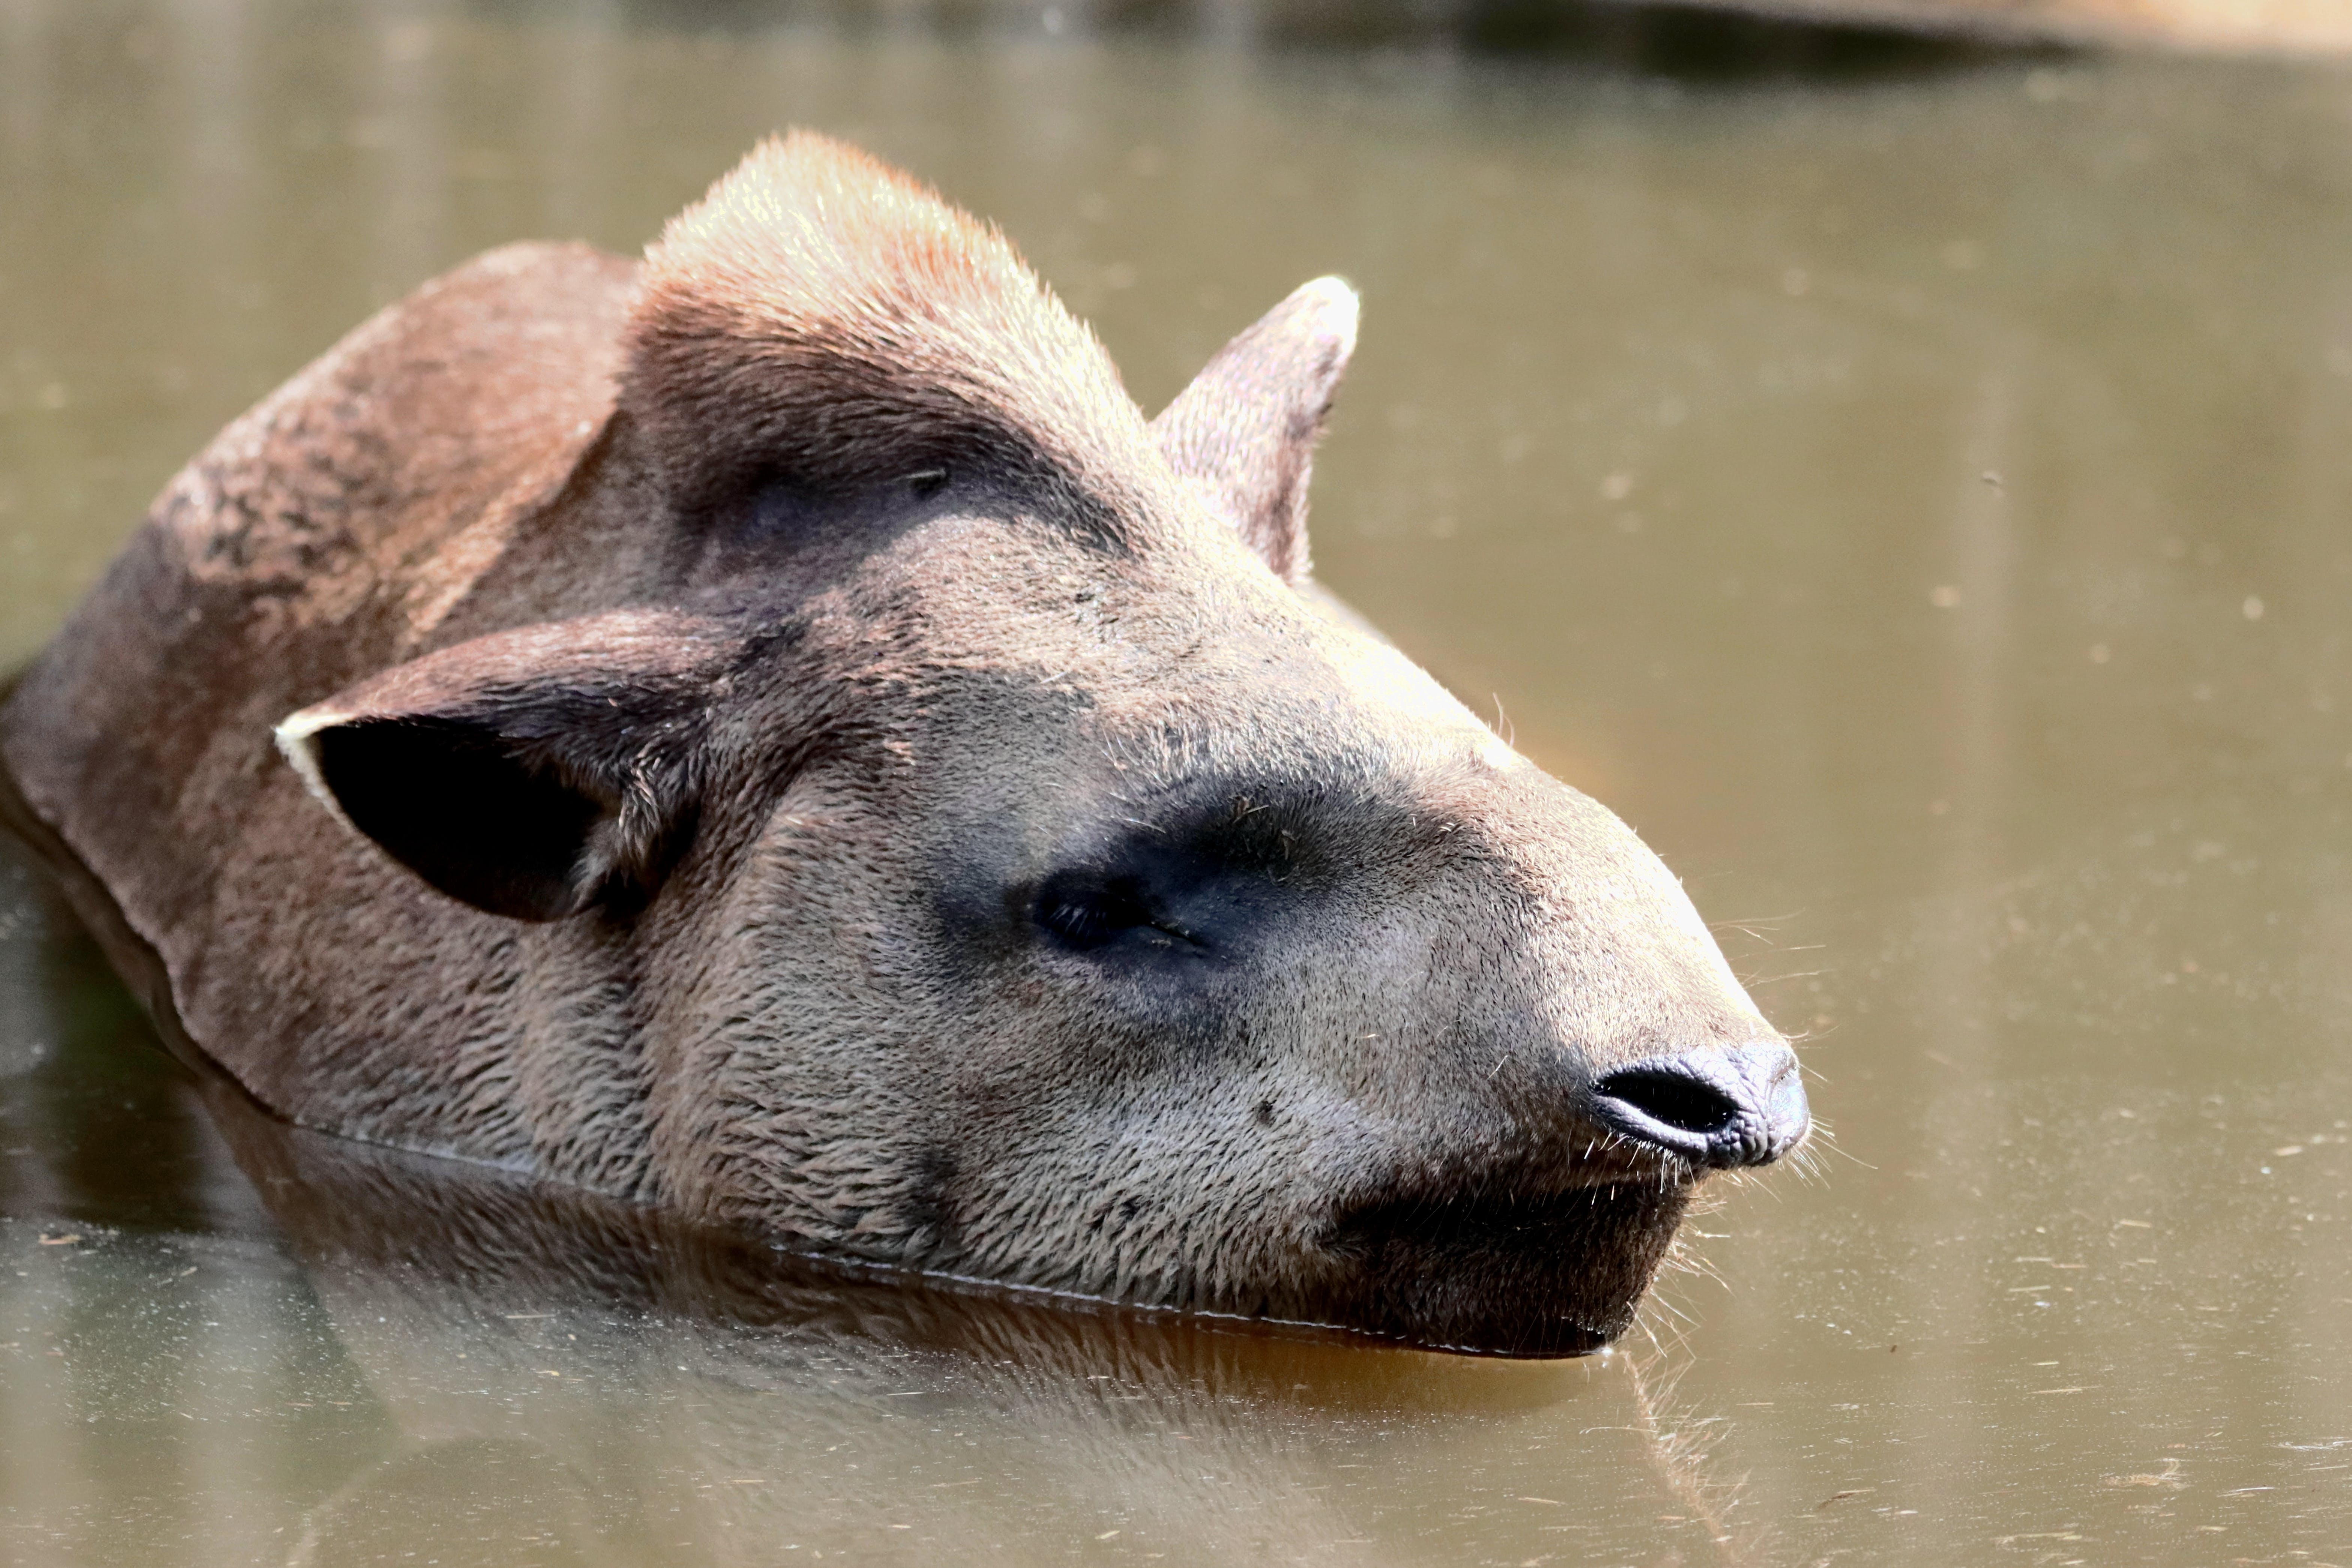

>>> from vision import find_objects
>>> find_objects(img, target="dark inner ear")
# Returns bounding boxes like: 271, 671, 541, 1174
311, 717, 611, 922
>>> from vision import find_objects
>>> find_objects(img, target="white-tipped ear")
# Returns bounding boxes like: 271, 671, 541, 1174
274, 706, 354, 825
1151, 276, 1358, 583
270, 610, 732, 922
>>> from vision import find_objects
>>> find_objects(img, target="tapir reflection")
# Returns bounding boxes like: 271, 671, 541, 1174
200, 1077, 1713, 1568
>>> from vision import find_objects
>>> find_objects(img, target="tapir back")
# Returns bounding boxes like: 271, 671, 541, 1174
2, 241, 643, 1150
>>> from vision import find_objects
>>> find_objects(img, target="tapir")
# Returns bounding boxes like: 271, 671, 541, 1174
0, 134, 1808, 1355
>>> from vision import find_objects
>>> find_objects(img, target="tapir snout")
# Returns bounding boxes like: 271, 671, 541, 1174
1591, 1042, 1811, 1169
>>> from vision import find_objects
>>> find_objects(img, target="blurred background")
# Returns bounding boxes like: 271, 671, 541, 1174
4, 2, 2352, 1564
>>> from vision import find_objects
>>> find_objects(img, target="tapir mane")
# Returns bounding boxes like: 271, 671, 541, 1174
621, 131, 1165, 533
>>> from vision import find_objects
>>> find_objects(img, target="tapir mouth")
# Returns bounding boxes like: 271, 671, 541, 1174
1307, 1173, 1697, 1357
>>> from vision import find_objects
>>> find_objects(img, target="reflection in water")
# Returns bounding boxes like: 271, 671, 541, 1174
5, 2, 2352, 1563
0, 859, 1711, 1563
209, 1073, 1609, 1565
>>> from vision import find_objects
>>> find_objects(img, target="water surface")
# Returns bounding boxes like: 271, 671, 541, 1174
4, 4, 2351, 1563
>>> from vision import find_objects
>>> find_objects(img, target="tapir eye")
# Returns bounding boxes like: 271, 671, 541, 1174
1033, 872, 1192, 953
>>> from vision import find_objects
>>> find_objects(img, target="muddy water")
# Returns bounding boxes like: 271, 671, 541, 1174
5, 4, 2352, 1563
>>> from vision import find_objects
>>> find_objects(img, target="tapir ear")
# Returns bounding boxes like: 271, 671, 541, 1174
1149, 276, 1358, 583
274, 611, 734, 922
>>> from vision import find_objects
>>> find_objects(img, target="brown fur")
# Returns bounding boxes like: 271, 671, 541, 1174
624, 137, 1162, 533
0, 134, 1805, 1354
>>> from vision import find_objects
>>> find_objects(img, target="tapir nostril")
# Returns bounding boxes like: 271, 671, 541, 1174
1591, 1067, 1741, 1138
1587, 1042, 1809, 1169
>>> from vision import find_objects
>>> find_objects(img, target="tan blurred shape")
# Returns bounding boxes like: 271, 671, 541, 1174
1682, 0, 2352, 51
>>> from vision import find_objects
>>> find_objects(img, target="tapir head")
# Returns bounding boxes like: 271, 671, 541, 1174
277, 135, 1807, 1356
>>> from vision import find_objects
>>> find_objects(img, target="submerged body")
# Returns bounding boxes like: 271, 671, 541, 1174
0, 136, 1806, 1354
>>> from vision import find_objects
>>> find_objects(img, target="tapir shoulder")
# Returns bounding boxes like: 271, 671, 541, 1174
152, 240, 641, 637
0, 242, 644, 996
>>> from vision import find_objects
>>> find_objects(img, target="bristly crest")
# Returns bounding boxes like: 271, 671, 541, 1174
620, 131, 1162, 533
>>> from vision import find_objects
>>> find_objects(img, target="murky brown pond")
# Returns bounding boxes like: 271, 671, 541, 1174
6, 3, 2352, 1563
